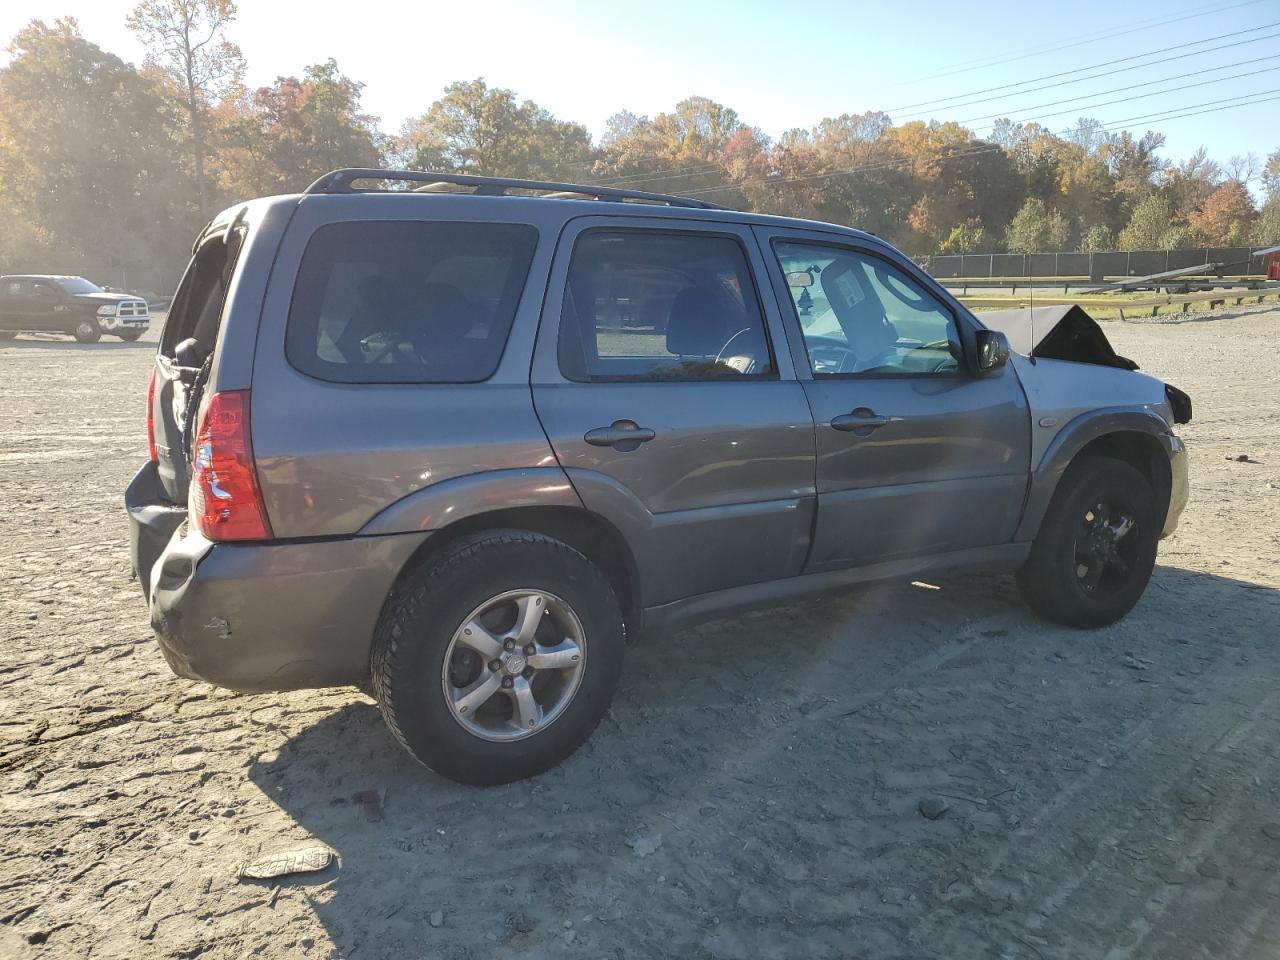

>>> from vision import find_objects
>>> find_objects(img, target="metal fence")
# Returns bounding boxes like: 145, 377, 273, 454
918, 248, 1267, 281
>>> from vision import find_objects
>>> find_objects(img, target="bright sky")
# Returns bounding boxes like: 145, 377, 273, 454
3, 0, 1278, 170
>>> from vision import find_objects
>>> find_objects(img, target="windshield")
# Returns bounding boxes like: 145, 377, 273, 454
55, 277, 102, 294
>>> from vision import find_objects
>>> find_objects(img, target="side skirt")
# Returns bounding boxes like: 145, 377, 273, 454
640, 542, 1031, 636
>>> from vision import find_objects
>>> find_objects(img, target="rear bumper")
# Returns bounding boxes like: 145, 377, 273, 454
126, 463, 429, 692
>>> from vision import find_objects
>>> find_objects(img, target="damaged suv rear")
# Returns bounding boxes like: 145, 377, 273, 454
126, 170, 1189, 785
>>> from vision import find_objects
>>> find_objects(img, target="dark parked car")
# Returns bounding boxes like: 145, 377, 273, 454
0, 275, 150, 343
126, 169, 1190, 785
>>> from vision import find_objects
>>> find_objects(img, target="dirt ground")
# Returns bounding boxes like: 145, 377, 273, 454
3, 306, 1280, 960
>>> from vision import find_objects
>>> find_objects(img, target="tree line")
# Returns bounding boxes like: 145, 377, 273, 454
2, 6, 1278, 292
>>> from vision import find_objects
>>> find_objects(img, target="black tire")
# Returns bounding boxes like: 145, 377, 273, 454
117, 329, 144, 342
1017, 457, 1160, 628
370, 530, 625, 785
72, 318, 101, 343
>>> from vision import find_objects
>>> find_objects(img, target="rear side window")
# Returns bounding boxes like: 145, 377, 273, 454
286, 220, 538, 383
162, 223, 246, 362
557, 230, 774, 381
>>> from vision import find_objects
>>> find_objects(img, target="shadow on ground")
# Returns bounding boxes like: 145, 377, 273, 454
247, 565, 1280, 959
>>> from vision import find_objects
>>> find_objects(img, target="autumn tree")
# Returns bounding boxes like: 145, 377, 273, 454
1117, 195, 1176, 250
127, 0, 242, 220
217, 59, 381, 197
0, 18, 193, 286
395, 78, 592, 180
939, 219, 987, 254
1188, 180, 1257, 246
1006, 199, 1056, 253
1253, 195, 1280, 246
1078, 224, 1115, 252
1161, 148, 1221, 221
1262, 147, 1280, 199
593, 96, 752, 202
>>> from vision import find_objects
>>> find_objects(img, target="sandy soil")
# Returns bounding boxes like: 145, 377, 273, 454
2, 307, 1280, 960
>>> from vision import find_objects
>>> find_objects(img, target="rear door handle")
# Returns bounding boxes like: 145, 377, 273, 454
584, 420, 656, 450
830, 408, 892, 433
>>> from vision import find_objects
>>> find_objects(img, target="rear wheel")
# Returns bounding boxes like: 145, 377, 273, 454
1016, 458, 1160, 628
370, 530, 625, 785
72, 318, 101, 343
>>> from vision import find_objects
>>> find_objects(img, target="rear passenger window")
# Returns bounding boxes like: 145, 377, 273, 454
558, 230, 774, 381
286, 220, 537, 383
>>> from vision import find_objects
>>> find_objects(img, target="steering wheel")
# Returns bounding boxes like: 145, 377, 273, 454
901, 338, 961, 374
804, 334, 858, 373
360, 331, 415, 365
714, 327, 760, 373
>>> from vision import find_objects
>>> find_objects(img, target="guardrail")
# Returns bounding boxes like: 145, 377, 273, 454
958, 285, 1280, 319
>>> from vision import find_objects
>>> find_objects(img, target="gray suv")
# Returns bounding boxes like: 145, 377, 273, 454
126, 169, 1190, 785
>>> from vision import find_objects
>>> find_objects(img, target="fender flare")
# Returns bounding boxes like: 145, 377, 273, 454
357, 467, 583, 535
1015, 406, 1173, 542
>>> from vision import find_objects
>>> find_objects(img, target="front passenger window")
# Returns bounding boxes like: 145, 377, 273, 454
558, 230, 774, 381
775, 241, 961, 376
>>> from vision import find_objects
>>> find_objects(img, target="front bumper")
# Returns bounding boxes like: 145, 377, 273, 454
1161, 432, 1189, 538
126, 462, 429, 692
98, 314, 150, 333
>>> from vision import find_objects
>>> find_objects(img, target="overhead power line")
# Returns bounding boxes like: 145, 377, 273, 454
882, 0, 1269, 89
1092, 87, 1280, 126
890, 22, 1280, 113
981, 61, 1280, 127
956, 53, 1280, 124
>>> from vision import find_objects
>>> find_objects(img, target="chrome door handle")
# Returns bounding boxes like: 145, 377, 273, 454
584, 420, 656, 449
831, 408, 891, 433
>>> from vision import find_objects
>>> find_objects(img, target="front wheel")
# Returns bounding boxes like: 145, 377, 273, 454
1016, 458, 1160, 628
370, 530, 625, 785
117, 329, 144, 342
72, 318, 101, 343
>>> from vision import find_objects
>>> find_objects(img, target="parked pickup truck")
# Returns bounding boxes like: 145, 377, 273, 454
126, 169, 1191, 785
0, 274, 150, 343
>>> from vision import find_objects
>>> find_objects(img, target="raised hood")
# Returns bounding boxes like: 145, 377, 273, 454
976, 304, 1138, 371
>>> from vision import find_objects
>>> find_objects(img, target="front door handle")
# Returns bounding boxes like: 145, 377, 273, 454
830, 408, 891, 433
584, 419, 656, 450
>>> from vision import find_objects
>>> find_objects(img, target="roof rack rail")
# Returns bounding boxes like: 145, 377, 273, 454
303, 168, 725, 210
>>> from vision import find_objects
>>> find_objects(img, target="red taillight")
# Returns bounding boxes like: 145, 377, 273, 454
146, 368, 158, 463
190, 390, 273, 541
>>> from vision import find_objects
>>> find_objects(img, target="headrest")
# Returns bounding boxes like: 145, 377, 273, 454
666, 286, 738, 356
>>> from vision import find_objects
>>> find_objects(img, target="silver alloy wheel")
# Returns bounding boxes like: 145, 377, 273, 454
441, 589, 586, 742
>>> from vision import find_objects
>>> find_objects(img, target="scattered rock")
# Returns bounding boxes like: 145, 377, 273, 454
918, 797, 950, 820
1196, 859, 1222, 879
507, 911, 535, 934
1261, 823, 1280, 841
172, 748, 206, 772
1227, 454, 1258, 463
627, 835, 662, 857
239, 845, 334, 881
1122, 655, 1152, 671
429, 910, 444, 928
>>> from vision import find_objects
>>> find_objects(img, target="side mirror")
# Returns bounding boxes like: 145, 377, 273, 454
975, 329, 1009, 374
